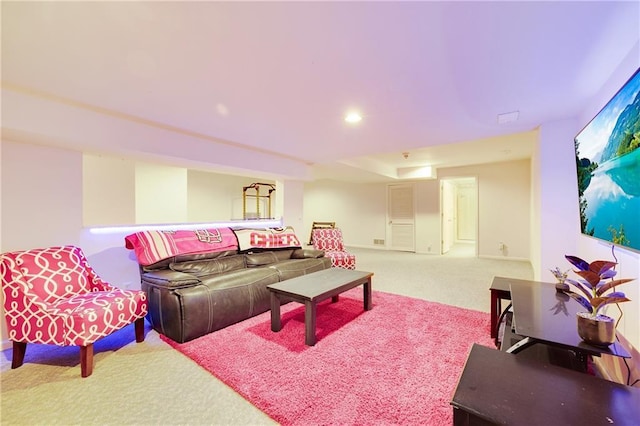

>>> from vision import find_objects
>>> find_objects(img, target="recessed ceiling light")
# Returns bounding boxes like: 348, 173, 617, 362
344, 112, 363, 123
216, 103, 229, 117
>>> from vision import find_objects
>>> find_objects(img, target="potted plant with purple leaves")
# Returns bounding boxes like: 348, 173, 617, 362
555, 255, 635, 347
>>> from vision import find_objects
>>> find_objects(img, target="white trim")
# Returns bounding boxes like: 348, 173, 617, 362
88, 218, 284, 234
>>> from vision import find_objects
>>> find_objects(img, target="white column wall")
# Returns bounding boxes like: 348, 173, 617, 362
276, 180, 305, 237
535, 119, 581, 282
414, 180, 440, 254
530, 142, 542, 284
83, 154, 136, 226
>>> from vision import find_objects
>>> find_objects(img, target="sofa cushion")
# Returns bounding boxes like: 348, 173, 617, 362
142, 250, 238, 272
199, 267, 280, 290
268, 257, 333, 280
291, 248, 325, 259
169, 255, 246, 277
141, 270, 201, 288
166, 268, 280, 342
245, 250, 294, 267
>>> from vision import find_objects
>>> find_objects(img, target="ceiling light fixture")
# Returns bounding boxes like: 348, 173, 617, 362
344, 112, 363, 123
397, 166, 435, 179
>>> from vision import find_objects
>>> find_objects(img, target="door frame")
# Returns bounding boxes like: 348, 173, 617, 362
440, 176, 478, 256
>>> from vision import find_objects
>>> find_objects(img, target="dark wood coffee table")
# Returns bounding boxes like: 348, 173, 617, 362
267, 268, 373, 345
452, 344, 640, 425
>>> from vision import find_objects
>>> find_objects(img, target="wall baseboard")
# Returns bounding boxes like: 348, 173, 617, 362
347, 244, 389, 251
479, 254, 531, 262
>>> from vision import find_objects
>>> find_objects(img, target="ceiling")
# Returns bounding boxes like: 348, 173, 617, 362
2, 2, 639, 183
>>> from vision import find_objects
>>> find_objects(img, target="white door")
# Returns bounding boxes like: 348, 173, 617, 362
387, 184, 415, 252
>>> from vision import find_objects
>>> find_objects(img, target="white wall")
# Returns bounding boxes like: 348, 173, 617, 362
187, 171, 274, 222
533, 118, 581, 280
2, 87, 311, 181
1, 141, 86, 346
530, 43, 640, 349
83, 155, 275, 225
2, 141, 83, 249
571, 45, 640, 348
441, 160, 531, 259
83, 154, 136, 226
303, 180, 387, 248
135, 162, 188, 224
305, 158, 531, 259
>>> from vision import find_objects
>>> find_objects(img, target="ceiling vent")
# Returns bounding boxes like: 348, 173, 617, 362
497, 111, 519, 124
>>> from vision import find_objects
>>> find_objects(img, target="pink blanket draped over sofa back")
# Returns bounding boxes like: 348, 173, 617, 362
125, 228, 238, 266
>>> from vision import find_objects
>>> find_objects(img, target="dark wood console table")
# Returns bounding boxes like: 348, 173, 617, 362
451, 344, 640, 425
490, 276, 630, 371
506, 277, 630, 363
489, 276, 518, 343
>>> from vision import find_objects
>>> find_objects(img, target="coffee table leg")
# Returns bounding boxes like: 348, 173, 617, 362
270, 292, 282, 332
305, 300, 317, 346
364, 278, 372, 310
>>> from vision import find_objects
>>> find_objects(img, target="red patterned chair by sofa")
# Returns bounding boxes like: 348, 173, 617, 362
0, 245, 148, 377
311, 228, 356, 270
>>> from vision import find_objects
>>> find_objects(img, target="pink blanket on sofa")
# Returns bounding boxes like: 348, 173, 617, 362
125, 228, 238, 266
233, 226, 302, 252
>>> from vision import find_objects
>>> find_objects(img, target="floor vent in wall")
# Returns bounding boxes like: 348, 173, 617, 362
373, 239, 385, 245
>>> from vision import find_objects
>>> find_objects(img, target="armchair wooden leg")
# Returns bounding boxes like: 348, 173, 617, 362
11, 341, 27, 369
134, 317, 145, 343
80, 344, 94, 378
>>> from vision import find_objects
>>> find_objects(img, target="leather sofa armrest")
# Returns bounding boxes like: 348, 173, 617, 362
141, 270, 201, 288
291, 248, 325, 259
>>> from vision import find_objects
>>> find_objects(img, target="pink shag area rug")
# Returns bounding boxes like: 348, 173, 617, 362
161, 288, 494, 425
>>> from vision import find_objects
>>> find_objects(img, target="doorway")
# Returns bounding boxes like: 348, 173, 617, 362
440, 177, 477, 256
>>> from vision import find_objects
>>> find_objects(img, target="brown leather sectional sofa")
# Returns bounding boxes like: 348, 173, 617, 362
139, 248, 331, 343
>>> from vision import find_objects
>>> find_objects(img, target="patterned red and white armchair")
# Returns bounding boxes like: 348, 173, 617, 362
1, 245, 148, 377
311, 228, 356, 270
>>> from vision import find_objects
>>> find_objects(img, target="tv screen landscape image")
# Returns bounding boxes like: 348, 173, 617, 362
574, 68, 640, 253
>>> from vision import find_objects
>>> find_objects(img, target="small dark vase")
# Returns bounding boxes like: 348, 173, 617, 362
576, 312, 615, 347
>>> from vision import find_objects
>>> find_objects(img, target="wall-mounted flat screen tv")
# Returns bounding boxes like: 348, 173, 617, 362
574, 67, 640, 253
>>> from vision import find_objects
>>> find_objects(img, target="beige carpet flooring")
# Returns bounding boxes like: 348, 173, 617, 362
0, 245, 532, 425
